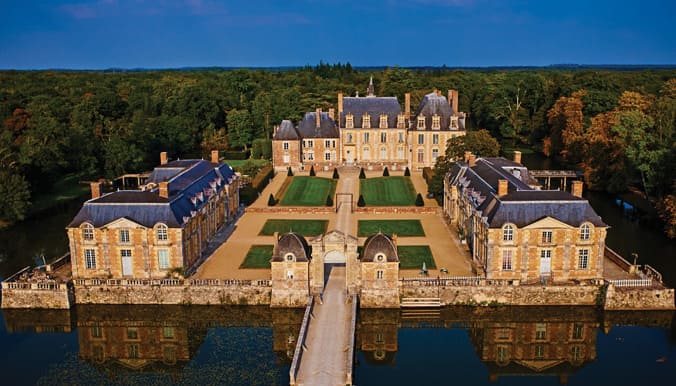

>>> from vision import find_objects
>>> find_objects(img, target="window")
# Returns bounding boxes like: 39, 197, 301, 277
417, 116, 426, 129
572, 323, 584, 339
121, 249, 132, 260
364, 132, 370, 143
127, 327, 139, 340
376, 332, 384, 343
380, 147, 387, 160
158, 249, 170, 270
163, 327, 175, 339
497, 346, 509, 363
376, 270, 384, 279
580, 224, 591, 240
540, 249, 552, 259
119, 229, 130, 243
347, 133, 353, 143
417, 149, 424, 163
450, 117, 458, 128
397, 147, 404, 160
571, 346, 582, 361
346, 114, 354, 129
432, 114, 440, 129
501, 250, 513, 270
332, 140, 336, 148
83, 224, 94, 241
307, 151, 314, 160
578, 249, 589, 269
363, 147, 370, 160
285, 253, 294, 261
325, 152, 331, 161
376, 253, 385, 262
535, 344, 545, 359
325, 140, 331, 148
418, 134, 424, 145
541, 231, 552, 244
362, 114, 371, 128
307, 140, 314, 148
163, 346, 176, 363
398, 132, 404, 143
85, 249, 96, 269
128, 344, 139, 359
380, 132, 387, 143
379, 114, 388, 128
286, 270, 294, 280
432, 148, 439, 162
432, 134, 439, 145
91, 325, 103, 338
283, 141, 289, 150
503, 225, 514, 241
535, 323, 547, 340
156, 224, 168, 241
397, 113, 406, 128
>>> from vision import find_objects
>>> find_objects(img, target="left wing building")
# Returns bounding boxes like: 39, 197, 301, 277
67, 151, 239, 279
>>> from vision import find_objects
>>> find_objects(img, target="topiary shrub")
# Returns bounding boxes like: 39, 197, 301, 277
287, 167, 294, 176
268, 193, 277, 206
404, 166, 411, 176
309, 165, 316, 177
415, 193, 424, 207
359, 168, 366, 179
332, 168, 340, 179
325, 195, 334, 206
382, 167, 389, 177
357, 194, 366, 207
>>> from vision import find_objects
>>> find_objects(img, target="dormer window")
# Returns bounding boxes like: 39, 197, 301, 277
379, 114, 388, 128
156, 224, 168, 241
285, 253, 294, 262
397, 113, 406, 129
431, 114, 441, 130
119, 229, 130, 244
502, 225, 514, 242
346, 113, 354, 129
83, 223, 94, 241
362, 113, 371, 129
417, 116, 426, 130
376, 253, 385, 262
580, 224, 591, 240
450, 117, 458, 129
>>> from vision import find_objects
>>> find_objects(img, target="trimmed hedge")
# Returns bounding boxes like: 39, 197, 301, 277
252, 164, 274, 192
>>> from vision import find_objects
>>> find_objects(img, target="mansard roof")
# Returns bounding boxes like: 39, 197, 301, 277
69, 159, 236, 228
273, 119, 300, 140
361, 232, 398, 262
447, 157, 606, 229
411, 92, 462, 130
297, 112, 339, 138
272, 232, 310, 262
339, 96, 402, 128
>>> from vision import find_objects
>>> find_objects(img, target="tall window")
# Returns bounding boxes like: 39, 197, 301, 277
432, 134, 439, 144
572, 323, 584, 339
432, 148, 439, 162
535, 323, 547, 340
535, 345, 545, 359
128, 344, 139, 359
450, 117, 458, 128
364, 132, 370, 143
363, 147, 370, 160
541, 231, 552, 244
501, 250, 513, 270
85, 249, 96, 269
379, 114, 388, 128
503, 225, 514, 241
380, 132, 387, 143
397, 147, 404, 160
362, 114, 371, 128
418, 134, 424, 145
156, 224, 168, 241
380, 147, 387, 160
325, 140, 331, 148
417, 149, 424, 163
346, 114, 354, 129
347, 133, 353, 143
325, 152, 331, 161
283, 142, 289, 150
578, 249, 589, 269
397, 113, 406, 128
398, 132, 404, 143
431, 114, 441, 129
417, 116, 425, 129
158, 249, 170, 270
571, 346, 582, 361
119, 229, 130, 243
83, 224, 94, 241
376, 270, 384, 279
580, 224, 591, 240
91, 325, 103, 338
307, 140, 313, 148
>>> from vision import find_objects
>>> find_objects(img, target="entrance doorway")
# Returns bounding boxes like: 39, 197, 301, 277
540, 250, 551, 276
324, 250, 345, 264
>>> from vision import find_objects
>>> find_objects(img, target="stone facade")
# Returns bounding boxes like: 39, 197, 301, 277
271, 232, 312, 307
0, 284, 73, 309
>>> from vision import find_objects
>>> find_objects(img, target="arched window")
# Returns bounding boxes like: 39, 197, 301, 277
503, 225, 514, 242
82, 223, 94, 241
580, 224, 591, 240
156, 224, 168, 241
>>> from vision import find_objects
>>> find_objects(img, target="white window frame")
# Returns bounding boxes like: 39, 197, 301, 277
283, 141, 289, 150
503, 225, 514, 242
432, 134, 439, 144
431, 114, 440, 129
501, 249, 513, 271
119, 229, 130, 244
417, 116, 425, 129
85, 249, 96, 269
578, 249, 589, 269
417, 134, 424, 145
580, 224, 591, 240
158, 249, 170, 270
379, 114, 388, 128
362, 114, 371, 128
83, 223, 94, 241
156, 224, 168, 241
346, 114, 354, 129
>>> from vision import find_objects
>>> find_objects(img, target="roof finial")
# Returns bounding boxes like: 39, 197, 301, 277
367, 76, 375, 97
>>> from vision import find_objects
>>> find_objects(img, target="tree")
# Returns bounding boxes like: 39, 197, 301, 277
267, 193, 277, 206
657, 181, 676, 239
332, 168, 339, 179
309, 165, 316, 177
546, 90, 586, 161
357, 194, 366, 207
0, 170, 31, 227
415, 193, 424, 207
226, 109, 253, 150
325, 195, 333, 207
359, 168, 366, 179
444, 129, 500, 159
404, 166, 410, 176
382, 167, 389, 176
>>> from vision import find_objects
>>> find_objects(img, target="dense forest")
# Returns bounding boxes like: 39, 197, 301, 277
0, 65, 674, 236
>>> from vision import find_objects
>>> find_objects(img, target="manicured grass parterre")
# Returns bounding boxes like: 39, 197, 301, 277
397, 246, 437, 269
278, 176, 337, 206
259, 219, 328, 237
358, 220, 425, 237
240, 245, 273, 268
359, 176, 417, 206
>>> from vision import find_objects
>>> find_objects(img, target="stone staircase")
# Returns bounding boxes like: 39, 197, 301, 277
400, 297, 442, 308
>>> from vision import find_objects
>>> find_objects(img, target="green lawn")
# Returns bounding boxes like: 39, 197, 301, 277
224, 159, 270, 169
360, 176, 417, 206
240, 245, 273, 268
358, 220, 425, 237
259, 219, 328, 236
397, 246, 437, 269
278, 176, 337, 206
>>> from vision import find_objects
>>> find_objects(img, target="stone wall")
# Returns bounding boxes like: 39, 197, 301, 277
354, 207, 440, 214
1, 285, 73, 309
74, 284, 271, 306
246, 206, 336, 214
603, 284, 675, 310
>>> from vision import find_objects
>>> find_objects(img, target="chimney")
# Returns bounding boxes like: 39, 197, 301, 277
469, 153, 476, 167
405, 93, 411, 119
211, 150, 219, 164
315, 108, 322, 128
392, 233, 398, 248
273, 125, 278, 136
328, 108, 335, 121
159, 181, 169, 198
90, 182, 102, 199
464, 151, 472, 163
338, 92, 343, 116
571, 180, 584, 198
513, 150, 522, 164
160, 151, 168, 165
449, 89, 458, 115
498, 179, 508, 196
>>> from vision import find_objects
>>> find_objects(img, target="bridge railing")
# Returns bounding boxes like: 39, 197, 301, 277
289, 296, 314, 386
72, 278, 272, 287
607, 279, 653, 287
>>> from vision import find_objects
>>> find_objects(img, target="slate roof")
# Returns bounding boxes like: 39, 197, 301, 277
272, 232, 311, 262
297, 112, 339, 138
339, 96, 402, 128
411, 92, 464, 131
273, 119, 300, 140
69, 159, 237, 229
361, 232, 398, 262
447, 157, 607, 229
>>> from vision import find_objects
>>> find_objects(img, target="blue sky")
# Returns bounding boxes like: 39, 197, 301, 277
0, 0, 674, 69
